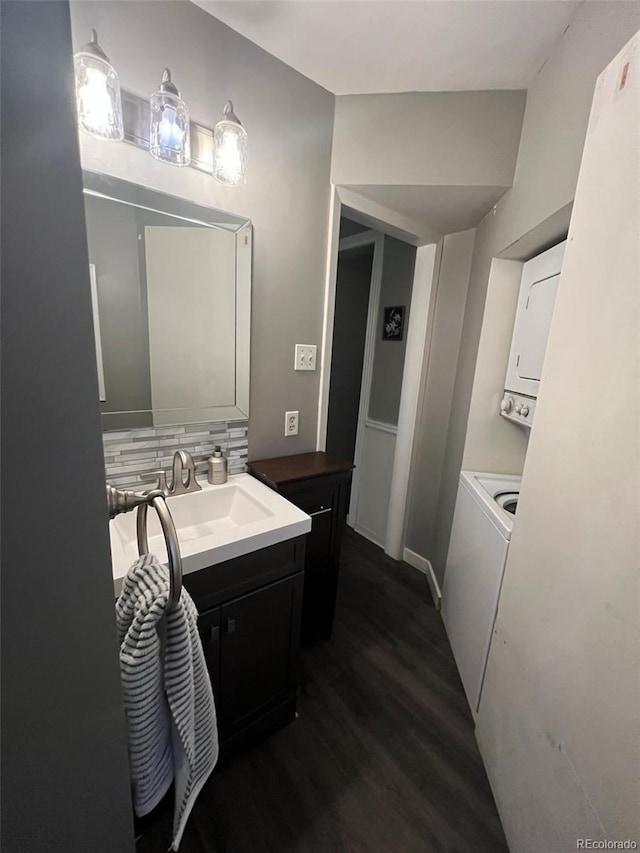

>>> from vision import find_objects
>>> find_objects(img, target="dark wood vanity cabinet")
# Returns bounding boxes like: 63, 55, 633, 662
248, 452, 354, 643
183, 537, 305, 754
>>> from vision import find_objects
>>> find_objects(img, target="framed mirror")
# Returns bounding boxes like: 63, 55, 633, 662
82, 171, 251, 431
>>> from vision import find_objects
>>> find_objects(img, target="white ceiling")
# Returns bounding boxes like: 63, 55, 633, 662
194, 0, 581, 94
345, 184, 508, 233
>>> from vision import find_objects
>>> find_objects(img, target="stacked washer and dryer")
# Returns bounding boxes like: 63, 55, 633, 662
442, 241, 565, 714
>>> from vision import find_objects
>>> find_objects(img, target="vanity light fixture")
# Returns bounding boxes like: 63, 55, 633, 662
149, 68, 191, 166
212, 101, 247, 186
74, 29, 124, 141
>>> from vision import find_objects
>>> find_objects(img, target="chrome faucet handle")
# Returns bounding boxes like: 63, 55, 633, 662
139, 470, 170, 496
169, 450, 202, 496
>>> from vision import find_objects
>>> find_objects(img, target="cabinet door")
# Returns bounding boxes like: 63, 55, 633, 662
294, 487, 334, 576
286, 485, 337, 637
197, 606, 221, 700
218, 574, 302, 733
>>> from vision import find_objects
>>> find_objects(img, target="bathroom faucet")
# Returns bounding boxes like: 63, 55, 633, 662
139, 449, 202, 497
168, 449, 202, 496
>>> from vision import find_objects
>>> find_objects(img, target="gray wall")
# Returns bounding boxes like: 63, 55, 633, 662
430, 1, 640, 578
332, 91, 526, 187
70, 0, 335, 461
405, 229, 475, 575
1, 3, 135, 850
368, 236, 416, 425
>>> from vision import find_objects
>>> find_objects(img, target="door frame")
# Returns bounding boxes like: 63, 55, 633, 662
317, 186, 440, 559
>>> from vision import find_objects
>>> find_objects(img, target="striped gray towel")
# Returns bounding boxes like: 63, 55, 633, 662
116, 553, 218, 851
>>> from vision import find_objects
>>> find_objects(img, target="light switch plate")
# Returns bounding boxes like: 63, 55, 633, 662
294, 344, 317, 371
285, 411, 299, 436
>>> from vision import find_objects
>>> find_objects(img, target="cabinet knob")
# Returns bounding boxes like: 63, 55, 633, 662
226, 618, 236, 634
209, 625, 219, 642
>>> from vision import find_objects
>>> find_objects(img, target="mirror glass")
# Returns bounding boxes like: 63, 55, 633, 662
82, 171, 251, 430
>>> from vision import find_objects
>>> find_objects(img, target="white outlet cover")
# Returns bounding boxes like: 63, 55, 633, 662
294, 344, 317, 371
285, 410, 299, 436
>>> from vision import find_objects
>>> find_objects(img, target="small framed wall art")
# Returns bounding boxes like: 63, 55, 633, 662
382, 305, 405, 341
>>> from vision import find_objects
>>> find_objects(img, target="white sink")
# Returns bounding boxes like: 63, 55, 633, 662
109, 473, 311, 593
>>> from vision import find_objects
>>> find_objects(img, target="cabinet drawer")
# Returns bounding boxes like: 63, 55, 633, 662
184, 537, 304, 612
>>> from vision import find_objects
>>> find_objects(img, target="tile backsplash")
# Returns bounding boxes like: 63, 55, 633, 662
103, 420, 248, 490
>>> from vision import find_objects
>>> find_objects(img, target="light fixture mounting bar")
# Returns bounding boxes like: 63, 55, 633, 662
121, 90, 214, 176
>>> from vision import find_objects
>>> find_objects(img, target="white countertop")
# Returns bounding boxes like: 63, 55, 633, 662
110, 473, 311, 595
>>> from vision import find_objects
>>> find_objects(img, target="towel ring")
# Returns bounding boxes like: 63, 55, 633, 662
136, 490, 183, 611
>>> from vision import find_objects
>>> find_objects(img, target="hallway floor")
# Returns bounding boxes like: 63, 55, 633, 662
138, 529, 508, 853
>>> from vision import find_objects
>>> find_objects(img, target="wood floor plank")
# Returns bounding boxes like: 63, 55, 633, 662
136, 529, 508, 853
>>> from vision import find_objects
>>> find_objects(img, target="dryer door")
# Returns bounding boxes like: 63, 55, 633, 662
505, 240, 565, 397
515, 272, 560, 383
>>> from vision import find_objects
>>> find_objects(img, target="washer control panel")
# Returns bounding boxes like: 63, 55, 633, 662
500, 392, 536, 428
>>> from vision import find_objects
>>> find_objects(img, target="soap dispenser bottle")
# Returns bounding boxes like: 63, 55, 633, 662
208, 446, 228, 485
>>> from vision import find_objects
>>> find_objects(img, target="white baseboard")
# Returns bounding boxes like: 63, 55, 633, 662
403, 548, 442, 611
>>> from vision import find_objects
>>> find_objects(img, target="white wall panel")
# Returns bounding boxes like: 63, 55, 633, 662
352, 421, 396, 547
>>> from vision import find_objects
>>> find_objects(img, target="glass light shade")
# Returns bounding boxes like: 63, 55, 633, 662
74, 34, 123, 141
150, 70, 190, 166
212, 102, 247, 186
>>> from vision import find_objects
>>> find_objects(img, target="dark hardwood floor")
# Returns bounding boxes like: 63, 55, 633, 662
137, 529, 508, 853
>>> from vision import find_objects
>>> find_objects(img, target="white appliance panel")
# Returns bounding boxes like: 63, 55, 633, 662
442, 476, 511, 712
465, 471, 519, 540
499, 391, 536, 428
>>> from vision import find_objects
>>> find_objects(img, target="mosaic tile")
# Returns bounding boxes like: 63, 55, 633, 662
103, 419, 248, 489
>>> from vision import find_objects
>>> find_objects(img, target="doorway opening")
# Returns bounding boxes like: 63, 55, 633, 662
325, 217, 417, 547
325, 243, 374, 466
318, 190, 438, 560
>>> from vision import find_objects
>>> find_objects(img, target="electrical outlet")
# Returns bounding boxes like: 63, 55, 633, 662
285, 411, 299, 436
294, 344, 317, 371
